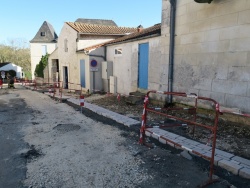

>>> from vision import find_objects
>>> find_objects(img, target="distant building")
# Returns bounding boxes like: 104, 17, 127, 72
30, 21, 58, 79
0, 62, 24, 78
47, 18, 137, 92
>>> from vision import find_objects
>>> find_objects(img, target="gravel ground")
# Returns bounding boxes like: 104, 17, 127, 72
1, 86, 250, 187
18, 88, 149, 187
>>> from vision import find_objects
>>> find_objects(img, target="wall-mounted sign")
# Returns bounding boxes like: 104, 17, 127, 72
90, 68, 99, 72
90, 60, 97, 67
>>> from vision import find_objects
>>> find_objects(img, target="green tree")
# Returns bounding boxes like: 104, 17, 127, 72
34, 54, 49, 78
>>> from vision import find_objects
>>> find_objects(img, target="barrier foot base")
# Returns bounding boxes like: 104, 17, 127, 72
141, 142, 154, 148
198, 178, 220, 188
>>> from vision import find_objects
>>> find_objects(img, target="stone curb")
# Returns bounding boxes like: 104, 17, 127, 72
145, 128, 250, 179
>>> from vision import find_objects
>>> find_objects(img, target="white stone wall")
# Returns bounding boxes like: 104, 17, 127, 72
77, 38, 114, 51
56, 23, 104, 93
30, 43, 57, 79
57, 23, 80, 90
162, 0, 250, 112
47, 48, 58, 84
106, 37, 161, 96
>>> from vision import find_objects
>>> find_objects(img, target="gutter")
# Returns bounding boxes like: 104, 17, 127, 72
168, 0, 176, 103
105, 33, 161, 47
89, 54, 105, 59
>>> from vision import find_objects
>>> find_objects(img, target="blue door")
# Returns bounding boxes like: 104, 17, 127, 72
80, 59, 86, 87
138, 43, 149, 89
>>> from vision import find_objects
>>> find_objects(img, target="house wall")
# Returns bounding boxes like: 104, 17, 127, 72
106, 36, 161, 96
88, 47, 105, 93
55, 23, 110, 93
57, 23, 80, 90
104, 0, 171, 101
47, 48, 58, 83
30, 43, 57, 79
77, 37, 115, 51
162, 0, 250, 112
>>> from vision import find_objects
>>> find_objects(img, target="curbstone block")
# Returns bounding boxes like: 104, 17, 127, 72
196, 143, 212, 151
214, 156, 223, 166
167, 141, 175, 147
145, 131, 152, 137
176, 136, 187, 141
240, 163, 250, 169
184, 139, 200, 146
239, 167, 250, 179
231, 156, 250, 167
181, 144, 195, 151
192, 146, 209, 155
215, 149, 235, 159
218, 159, 243, 175
159, 137, 167, 144
151, 132, 160, 139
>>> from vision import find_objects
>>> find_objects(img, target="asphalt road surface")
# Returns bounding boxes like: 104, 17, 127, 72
0, 85, 249, 188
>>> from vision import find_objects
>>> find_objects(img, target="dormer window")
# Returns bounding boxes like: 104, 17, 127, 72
41, 32, 46, 36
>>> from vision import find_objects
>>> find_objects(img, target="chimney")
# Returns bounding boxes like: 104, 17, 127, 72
137, 25, 143, 32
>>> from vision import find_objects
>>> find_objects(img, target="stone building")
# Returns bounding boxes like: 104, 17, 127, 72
30, 21, 58, 79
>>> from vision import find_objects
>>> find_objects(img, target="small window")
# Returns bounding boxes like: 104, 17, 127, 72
64, 39, 68, 52
115, 48, 122, 56
41, 32, 46, 36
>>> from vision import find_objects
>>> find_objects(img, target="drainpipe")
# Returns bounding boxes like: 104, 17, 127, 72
168, 0, 176, 103
104, 46, 107, 61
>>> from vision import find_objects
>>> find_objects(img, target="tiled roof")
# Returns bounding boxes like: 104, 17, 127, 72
79, 23, 161, 52
75, 18, 117, 26
66, 22, 137, 35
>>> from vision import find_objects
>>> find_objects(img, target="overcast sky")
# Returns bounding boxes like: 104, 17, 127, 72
0, 0, 161, 47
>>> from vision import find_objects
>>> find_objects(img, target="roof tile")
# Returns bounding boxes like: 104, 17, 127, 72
66, 22, 137, 35
80, 23, 161, 52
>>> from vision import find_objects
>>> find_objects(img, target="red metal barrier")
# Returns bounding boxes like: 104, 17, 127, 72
0, 79, 2, 89
33, 80, 37, 90
80, 95, 85, 113
65, 82, 82, 95
139, 90, 221, 187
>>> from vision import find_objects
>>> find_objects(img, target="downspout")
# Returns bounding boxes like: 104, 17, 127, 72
104, 46, 107, 61
168, 0, 176, 103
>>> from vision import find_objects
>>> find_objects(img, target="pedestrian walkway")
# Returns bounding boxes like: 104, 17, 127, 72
67, 98, 140, 127
30, 86, 250, 180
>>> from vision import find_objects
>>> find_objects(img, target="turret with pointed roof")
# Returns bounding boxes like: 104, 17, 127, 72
30, 21, 58, 43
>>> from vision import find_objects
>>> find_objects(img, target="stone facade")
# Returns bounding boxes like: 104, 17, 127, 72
30, 43, 57, 79
30, 21, 58, 80
161, 0, 250, 113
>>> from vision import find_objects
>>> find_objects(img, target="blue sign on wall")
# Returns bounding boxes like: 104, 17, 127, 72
90, 60, 97, 67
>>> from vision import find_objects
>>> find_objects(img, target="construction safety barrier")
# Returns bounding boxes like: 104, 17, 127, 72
0, 79, 2, 89
22, 79, 35, 86
80, 95, 85, 113
139, 91, 221, 186
64, 82, 82, 95
32, 81, 63, 102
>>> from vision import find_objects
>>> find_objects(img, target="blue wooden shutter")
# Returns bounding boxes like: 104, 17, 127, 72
138, 43, 149, 89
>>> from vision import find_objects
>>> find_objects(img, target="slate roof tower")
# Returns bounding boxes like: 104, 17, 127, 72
30, 21, 58, 79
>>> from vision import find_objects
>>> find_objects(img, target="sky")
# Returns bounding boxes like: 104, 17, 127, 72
0, 0, 162, 47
